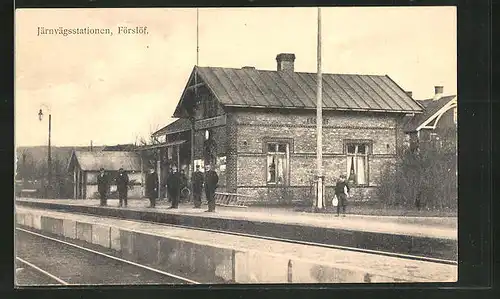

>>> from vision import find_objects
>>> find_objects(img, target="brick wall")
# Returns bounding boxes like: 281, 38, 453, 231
235, 110, 397, 155
232, 109, 401, 202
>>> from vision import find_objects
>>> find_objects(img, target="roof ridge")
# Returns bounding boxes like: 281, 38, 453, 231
420, 95, 457, 101
198, 66, 386, 77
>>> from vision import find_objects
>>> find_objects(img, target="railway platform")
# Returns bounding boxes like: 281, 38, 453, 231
15, 206, 458, 283
15, 198, 457, 261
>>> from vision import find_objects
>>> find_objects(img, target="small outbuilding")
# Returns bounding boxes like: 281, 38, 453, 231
67, 150, 143, 199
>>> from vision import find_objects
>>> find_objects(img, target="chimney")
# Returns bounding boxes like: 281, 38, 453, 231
405, 91, 413, 98
434, 86, 444, 100
276, 53, 296, 72
242, 66, 256, 70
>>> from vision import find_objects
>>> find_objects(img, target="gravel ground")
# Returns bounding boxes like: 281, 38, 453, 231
15, 259, 62, 286
15, 229, 192, 286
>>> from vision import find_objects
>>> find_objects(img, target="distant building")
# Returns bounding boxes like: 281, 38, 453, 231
102, 144, 137, 152
403, 86, 457, 150
152, 53, 424, 202
67, 151, 143, 199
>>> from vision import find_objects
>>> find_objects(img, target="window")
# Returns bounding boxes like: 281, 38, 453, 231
217, 156, 226, 187
266, 142, 289, 185
346, 142, 370, 185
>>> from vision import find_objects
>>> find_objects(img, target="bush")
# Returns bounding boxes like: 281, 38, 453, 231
377, 143, 457, 210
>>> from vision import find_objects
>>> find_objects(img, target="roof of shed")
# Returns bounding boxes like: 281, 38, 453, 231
403, 95, 456, 132
68, 151, 142, 172
174, 66, 424, 116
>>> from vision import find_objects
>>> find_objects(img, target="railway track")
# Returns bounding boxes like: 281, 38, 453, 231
52, 209, 457, 266
16, 257, 70, 285
15, 227, 200, 286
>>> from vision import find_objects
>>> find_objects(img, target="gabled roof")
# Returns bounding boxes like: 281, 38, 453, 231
174, 66, 424, 117
403, 95, 457, 132
102, 144, 136, 151
152, 118, 191, 138
67, 151, 142, 172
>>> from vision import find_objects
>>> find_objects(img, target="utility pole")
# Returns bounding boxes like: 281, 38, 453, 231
315, 7, 324, 211
48, 114, 52, 198
190, 8, 199, 181
38, 106, 52, 198
157, 148, 161, 200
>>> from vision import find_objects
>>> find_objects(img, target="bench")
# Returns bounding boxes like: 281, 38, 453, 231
214, 192, 255, 208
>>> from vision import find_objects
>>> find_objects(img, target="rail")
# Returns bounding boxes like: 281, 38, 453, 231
16, 228, 200, 284
16, 257, 70, 285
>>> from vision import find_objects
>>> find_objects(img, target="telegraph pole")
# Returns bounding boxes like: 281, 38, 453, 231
315, 7, 324, 211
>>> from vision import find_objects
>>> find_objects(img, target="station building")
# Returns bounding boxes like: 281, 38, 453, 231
152, 53, 424, 203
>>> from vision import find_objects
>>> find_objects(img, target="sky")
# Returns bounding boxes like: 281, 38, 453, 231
15, 7, 456, 147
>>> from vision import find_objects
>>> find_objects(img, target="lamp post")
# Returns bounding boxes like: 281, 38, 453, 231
38, 105, 52, 198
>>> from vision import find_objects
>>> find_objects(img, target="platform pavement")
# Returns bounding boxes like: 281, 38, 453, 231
16, 198, 457, 240
15, 206, 458, 283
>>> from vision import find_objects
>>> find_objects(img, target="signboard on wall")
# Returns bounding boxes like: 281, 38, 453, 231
195, 115, 226, 131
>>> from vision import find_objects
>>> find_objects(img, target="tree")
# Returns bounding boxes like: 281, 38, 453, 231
377, 143, 457, 211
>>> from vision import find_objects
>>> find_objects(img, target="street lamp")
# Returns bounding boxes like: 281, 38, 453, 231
38, 105, 52, 198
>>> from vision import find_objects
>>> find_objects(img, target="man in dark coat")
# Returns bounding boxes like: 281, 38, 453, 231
204, 164, 219, 212
167, 165, 181, 209
191, 165, 204, 208
97, 168, 109, 206
116, 168, 129, 207
334, 174, 350, 217
145, 168, 158, 208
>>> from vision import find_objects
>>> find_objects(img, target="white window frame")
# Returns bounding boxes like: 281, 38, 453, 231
266, 142, 290, 186
345, 142, 370, 186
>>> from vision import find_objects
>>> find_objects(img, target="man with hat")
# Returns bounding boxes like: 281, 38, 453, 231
166, 165, 181, 209
334, 174, 350, 217
204, 164, 219, 212
116, 167, 130, 207
191, 165, 204, 208
97, 167, 109, 206
145, 167, 158, 208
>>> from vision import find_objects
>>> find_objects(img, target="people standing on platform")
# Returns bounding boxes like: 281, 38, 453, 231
167, 165, 181, 209
116, 168, 129, 208
191, 165, 204, 208
204, 165, 219, 212
145, 168, 158, 208
334, 174, 350, 217
97, 168, 109, 206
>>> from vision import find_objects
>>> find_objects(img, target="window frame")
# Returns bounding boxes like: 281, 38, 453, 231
344, 139, 372, 187
263, 138, 292, 186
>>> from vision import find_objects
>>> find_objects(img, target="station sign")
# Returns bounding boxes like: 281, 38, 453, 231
195, 115, 226, 131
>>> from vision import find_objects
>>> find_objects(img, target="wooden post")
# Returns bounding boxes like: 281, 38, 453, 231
140, 155, 144, 197
157, 149, 161, 200
73, 169, 77, 199
315, 7, 324, 210
177, 145, 181, 171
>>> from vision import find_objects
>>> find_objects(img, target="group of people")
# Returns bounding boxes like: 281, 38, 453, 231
97, 167, 130, 207
97, 164, 219, 213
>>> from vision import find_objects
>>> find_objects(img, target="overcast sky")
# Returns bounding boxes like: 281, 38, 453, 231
15, 7, 456, 147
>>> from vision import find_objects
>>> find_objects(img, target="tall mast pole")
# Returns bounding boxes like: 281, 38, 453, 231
315, 7, 324, 210
190, 8, 199, 177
